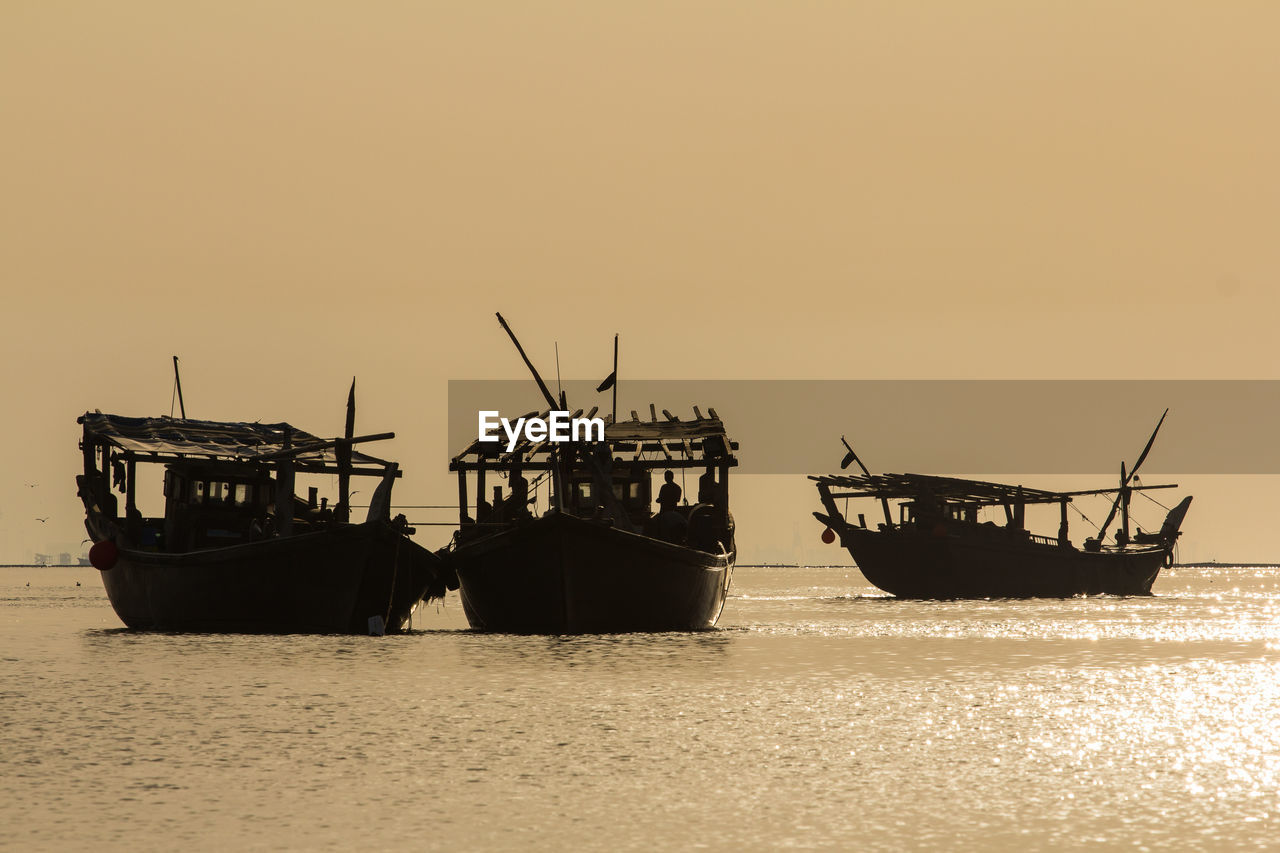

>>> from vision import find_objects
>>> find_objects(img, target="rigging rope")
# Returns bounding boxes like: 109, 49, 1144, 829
527, 469, 551, 515
1132, 477, 1172, 511
1135, 489, 1172, 512
1068, 502, 1098, 531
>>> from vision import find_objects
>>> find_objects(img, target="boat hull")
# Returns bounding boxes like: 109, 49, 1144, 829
836, 526, 1166, 598
93, 523, 444, 634
450, 512, 734, 633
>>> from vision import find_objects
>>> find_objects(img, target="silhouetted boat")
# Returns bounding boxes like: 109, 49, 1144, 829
444, 315, 738, 633
76, 380, 452, 634
812, 413, 1192, 598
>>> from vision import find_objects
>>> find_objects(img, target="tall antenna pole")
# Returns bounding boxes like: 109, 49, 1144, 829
172, 356, 187, 419
612, 333, 618, 425
555, 342, 562, 402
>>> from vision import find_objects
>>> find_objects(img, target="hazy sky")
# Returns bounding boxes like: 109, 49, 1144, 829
3, 2, 1277, 562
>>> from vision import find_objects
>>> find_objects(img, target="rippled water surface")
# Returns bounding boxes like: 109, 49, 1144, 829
3, 564, 1278, 850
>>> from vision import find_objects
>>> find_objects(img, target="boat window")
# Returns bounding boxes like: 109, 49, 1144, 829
577, 482, 592, 501
191, 480, 206, 503
613, 484, 625, 501
234, 483, 252, 506
207, 481, 229, 503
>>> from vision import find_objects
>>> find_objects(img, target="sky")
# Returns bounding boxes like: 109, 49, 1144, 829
2, 1, 1278, 563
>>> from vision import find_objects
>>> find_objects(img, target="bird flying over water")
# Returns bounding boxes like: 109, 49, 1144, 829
35, 517, 48, 523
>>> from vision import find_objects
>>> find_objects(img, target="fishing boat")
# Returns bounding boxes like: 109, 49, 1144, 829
812, 413, 1193, 598
76, 375, 453, 634
444, 315, 739, 633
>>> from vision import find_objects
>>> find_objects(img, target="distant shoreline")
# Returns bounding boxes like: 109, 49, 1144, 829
737, 562, 1280, 569
0, 564, 92, 568
1172, 562, 1280, 568
6, 561, 1277, 570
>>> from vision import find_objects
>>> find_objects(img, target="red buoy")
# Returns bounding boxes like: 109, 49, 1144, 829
89, 540, 118, 571
821, 527, 836, 544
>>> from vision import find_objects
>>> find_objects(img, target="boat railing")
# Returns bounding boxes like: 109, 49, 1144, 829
1028, 533, 1064, 547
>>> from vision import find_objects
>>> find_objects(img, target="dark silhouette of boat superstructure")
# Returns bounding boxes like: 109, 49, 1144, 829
76, 390, 452, 634
444, 314, 739, 633
448, 407, 739, 633
812, 414, 1192, 598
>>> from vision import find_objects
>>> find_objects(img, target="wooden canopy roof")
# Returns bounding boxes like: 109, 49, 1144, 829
811, 472, 1072, 505
79, 412, 398, 476
450, 405, 739, 471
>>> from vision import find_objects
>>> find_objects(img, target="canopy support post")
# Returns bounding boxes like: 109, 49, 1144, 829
276, 428, 294, 537
457, 469, 469, 526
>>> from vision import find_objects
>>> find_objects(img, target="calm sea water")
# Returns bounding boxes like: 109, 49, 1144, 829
3, 564, 1278, 851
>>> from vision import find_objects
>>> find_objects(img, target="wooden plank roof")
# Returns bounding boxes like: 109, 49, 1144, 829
451, 405, 738, 468
811, 472, 1070, 505
79, 412, 396, 473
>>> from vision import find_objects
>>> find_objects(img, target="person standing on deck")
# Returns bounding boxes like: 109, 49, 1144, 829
657, 470, 681, 514
698, 468, 717, 505
506, 467, 530, 518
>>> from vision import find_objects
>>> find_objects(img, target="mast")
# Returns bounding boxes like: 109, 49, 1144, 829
495, 313, 559, 412
495, 312, 563, 511
595, 335, 619, 423
1119, 461, 1129, 544
172, 356, 187, 419
842, 435, 892, 529
1095, 409, 1167, 547
336, 378, 355, 523
493, 313, 627, 524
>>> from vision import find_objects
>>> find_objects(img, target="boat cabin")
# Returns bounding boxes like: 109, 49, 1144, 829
448, 405, 739, 552
77, 413, 402, 552
566, 462, 651, 519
